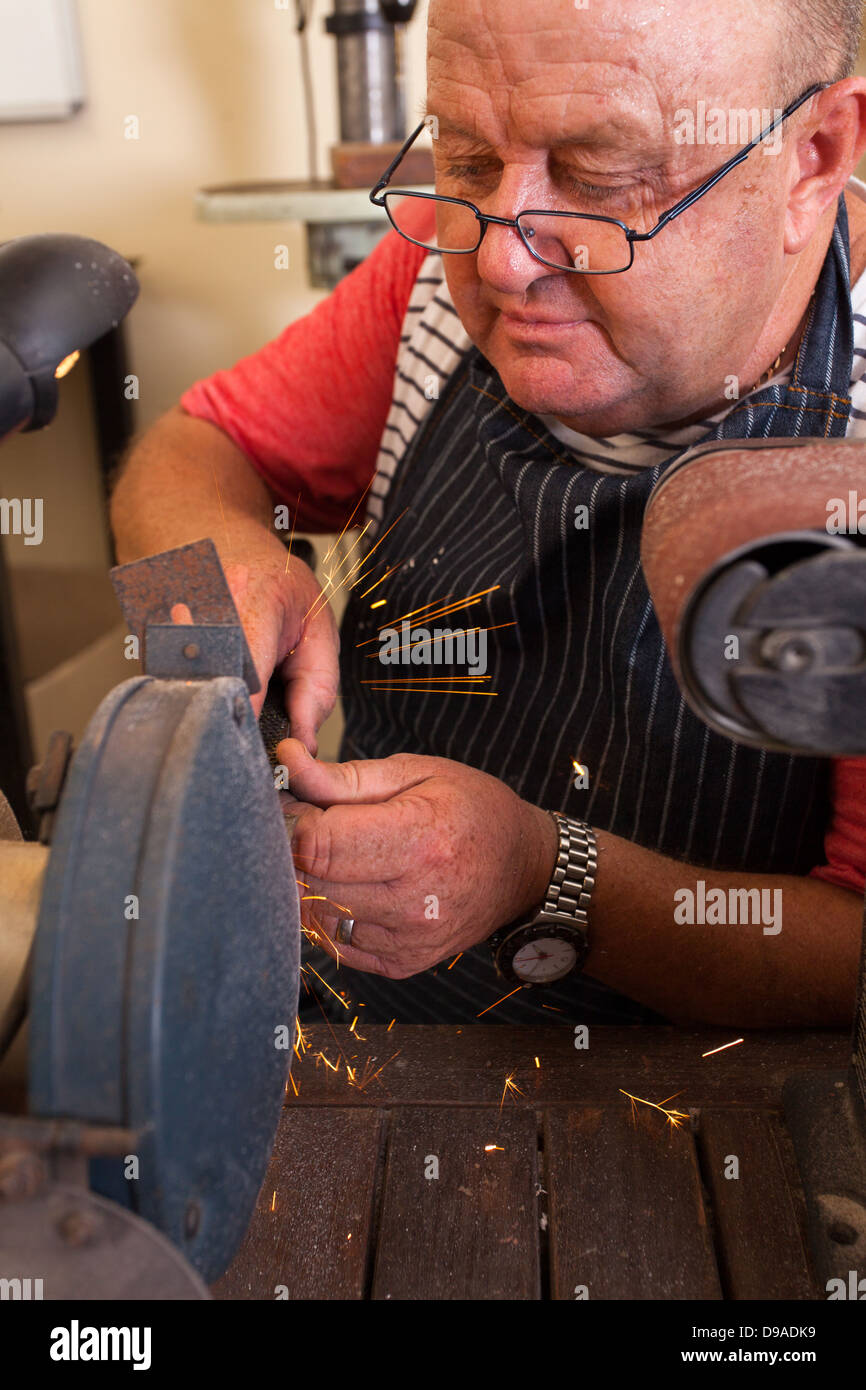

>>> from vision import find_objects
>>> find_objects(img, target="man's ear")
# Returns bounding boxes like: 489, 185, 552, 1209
784, 79, 866, 255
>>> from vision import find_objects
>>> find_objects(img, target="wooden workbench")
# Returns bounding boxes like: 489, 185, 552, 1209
213, 1025, 849, 1301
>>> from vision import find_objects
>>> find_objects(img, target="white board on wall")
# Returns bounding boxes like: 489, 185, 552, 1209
0, 0, 84, 122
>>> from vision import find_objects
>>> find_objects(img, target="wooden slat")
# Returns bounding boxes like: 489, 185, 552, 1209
698, 1110, 818, 1300
372, 1107, 540, 1300
546, 1106, 722, 1300
288, 1025, 848, 1108
212, 1107, 383, 1299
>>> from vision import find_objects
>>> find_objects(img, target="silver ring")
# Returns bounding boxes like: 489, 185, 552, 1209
335, 917, 355, 946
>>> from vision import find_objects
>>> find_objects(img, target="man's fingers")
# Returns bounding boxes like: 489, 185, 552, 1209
296, 876, 405, 930
290, 801, 422, 883
277, 737, 434, 806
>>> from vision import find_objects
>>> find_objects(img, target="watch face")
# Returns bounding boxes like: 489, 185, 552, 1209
511, 935, 579, 983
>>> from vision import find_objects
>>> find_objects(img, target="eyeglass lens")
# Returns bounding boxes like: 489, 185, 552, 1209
384, 194, 632, 272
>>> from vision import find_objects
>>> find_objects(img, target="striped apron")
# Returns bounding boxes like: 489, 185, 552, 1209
301, 196, 855, 1026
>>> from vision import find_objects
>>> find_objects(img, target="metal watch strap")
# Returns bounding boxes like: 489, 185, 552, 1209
542, 812, 597, 928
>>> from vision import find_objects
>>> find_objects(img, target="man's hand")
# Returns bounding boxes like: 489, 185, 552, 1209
109, 407, 341, 753
279, 739, 559, 978
224, 552, 339, 751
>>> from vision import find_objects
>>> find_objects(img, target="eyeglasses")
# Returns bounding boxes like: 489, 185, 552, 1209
369, 84, 828, 275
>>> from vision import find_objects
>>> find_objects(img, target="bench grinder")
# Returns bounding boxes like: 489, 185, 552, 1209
0, 538, 300, 1297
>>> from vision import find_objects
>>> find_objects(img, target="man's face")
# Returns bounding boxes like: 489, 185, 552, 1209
426, 0, 811, 435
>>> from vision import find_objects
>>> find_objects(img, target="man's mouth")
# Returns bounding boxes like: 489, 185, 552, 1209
499, 311, 590, 340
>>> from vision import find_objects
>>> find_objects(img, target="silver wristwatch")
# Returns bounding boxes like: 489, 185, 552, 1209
489, 812, 597, 986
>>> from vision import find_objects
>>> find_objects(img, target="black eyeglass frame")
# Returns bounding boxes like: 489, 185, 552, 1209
369, 83, 830, 274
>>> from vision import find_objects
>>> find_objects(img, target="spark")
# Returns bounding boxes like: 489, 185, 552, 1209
283, 491, 301, 572
354, 586, 502, 646
362, 684, 497, 696
477, 985, 525, 1018
303, 522, 373, 625
347, 1233, 352, 1241
447, 953, 463, 970
540, 1004, 562, 1012
534, 1057, 540, 1068
271, 1191, 277, 1211
305, 963, 350, 1009
358, 562, 402, 598
209, 465, 231, 558
572, 760, 587, 777
321, 475, 376, 567
387, 1018, 396, 1031
702, 1038, 744, 1058
294, 1018, 310, 1059
314, 1050, 341, 1073
362, 621, 515, 660
289, 1073, 299, 1097
619, 1088, 690, 1131
312, 524, 403, 622
484, 1145, 504, 1152
499, 1072, 525, 1112
370, 598, 387, 609
352, 1050, 401, 1093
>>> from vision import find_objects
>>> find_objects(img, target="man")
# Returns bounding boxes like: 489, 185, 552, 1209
112, 0, 866, 1028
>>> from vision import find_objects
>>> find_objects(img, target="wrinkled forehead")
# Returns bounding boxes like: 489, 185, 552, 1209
427, 0, 785, 146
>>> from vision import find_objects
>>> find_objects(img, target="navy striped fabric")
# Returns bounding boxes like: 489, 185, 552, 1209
300, 196, 855, 1027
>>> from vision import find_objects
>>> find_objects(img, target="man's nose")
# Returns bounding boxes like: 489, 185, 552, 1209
474, 214, 554, 294
473, 174, 559, 293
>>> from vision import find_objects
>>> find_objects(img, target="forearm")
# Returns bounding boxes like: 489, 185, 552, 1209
110, 405, 281, 566
585, 828, 861, 1028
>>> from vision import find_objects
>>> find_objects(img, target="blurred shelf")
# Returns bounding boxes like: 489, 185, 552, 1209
195, 180, 434, 225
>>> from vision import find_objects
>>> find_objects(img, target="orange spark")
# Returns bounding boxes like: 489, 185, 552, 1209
499, 1073, 525, 1112
447, 953, 463, 970
619, 1088, 690, 1131
484, 1145, 504, 1152
314, 1050, 341, 1073
358, 562, 402, 598
321, 474, 376, 567
477, 985, 525, 1018
701, 1038, 744, 1058
305, 964, 350, 1009
271, 1191, 277, 1211
355, 1050, 401, 1093
387, 1018, 396, 1031
284, 491, 301, 572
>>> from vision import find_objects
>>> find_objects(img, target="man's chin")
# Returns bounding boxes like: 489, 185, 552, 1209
484, 343, 630, 426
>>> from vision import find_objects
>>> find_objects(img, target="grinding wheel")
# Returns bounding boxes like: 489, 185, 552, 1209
28, 674, 300, 1282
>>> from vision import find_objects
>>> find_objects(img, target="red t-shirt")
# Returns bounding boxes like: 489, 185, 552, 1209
180, 222, 866, 898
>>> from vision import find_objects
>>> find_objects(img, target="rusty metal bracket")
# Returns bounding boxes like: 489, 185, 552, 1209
110, 538, 261, 694
25, 730, 73, 845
